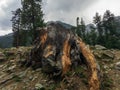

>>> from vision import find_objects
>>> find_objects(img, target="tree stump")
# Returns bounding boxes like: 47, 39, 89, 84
25, 23, 100, 90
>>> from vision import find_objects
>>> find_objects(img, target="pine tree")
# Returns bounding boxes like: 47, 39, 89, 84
76, 17, 86, 41
80, 18, 86, 40
103, 10, 117, 48
11, 0, 45, 46
76, 17, 80, 35
89, 26, 97, 45
93, 12, 104, 44
103, 10, 116, 35
93, 10, 120, 49
11, 8, 21, 47
21, 0, 44, 44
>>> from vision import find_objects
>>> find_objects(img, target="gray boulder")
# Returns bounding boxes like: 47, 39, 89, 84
115, 61, 120, 70
95, 45, 106, 50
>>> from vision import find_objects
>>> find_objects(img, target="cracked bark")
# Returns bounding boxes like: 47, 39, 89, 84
25, 23, 100, 90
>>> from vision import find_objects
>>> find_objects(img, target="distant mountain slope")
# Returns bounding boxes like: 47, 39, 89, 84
85, 16, 120, 34
47, 21, 74, 29
0, 33, 13, 48
86, 23, 95, 32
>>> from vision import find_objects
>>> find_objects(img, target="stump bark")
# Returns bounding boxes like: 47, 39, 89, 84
26, 23, 100, 90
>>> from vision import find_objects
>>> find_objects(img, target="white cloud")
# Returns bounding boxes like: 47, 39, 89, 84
83, 0, 120, 23
43, 0, 120, 25
43, 0, 97, 25
0, 0, 21, 36
0, 30, 12, 36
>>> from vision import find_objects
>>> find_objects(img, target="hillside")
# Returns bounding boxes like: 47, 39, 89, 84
0, 33, 13, 48
0, 45, 120, 90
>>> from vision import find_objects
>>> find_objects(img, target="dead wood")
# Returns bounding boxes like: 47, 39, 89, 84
76, 37, 100, 90
25, 22, 100, 90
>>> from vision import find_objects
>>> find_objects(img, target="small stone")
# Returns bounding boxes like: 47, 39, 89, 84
10, 60, 15, 63
8, 65, 16, 70
19, 71, 27, 78
116, 61, 120, 66
114, 50, 120, 60
35, 68, 41, 72
95, 45, 106, 50
29, 76, 33, 80
6, 65, 16, 73
35, 83, 45, 90
115, 61, 120, 70
103, 65, 108, 69
32, 76, 38, 81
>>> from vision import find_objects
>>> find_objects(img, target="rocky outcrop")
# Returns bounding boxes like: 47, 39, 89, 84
0, 44, 120, 90
93, 46, 114, 62
0, 52, 5, 62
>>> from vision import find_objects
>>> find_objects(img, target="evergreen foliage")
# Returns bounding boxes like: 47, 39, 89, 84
76, 10, 120, 49
11, 8, 21, 47
11, 0, 45, 47
76, 17, 86, 40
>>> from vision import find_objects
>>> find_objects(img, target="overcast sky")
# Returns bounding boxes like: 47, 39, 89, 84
0, 0, 120, 36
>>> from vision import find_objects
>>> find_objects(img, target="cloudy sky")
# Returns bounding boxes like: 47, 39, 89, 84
0, 0, 120, 36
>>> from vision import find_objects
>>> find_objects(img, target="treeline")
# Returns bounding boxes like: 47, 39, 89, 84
11, 0, 45, 47
11, 2, 120, 50
76, 10, 120, 49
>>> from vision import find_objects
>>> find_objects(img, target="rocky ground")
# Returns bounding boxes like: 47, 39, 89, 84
0, 45, 120, 90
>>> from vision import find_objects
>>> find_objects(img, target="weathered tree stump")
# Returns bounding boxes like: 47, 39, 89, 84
25, 23, 100, 90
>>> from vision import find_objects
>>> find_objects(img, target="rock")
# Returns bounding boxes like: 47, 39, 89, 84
8, 65, 16, 70
5, 51, 15, 56
102, 50, 114, 59
18, 59, 26, 65
19, 71, 27, 78
102, 59, 113, 62
114, 50, 120, 60
93, 51, 102, 58
115, 62, 120, 70
32, 76, 38, 81
29, 76, 33, 80
6, 65, 16, 73
35, 68, 42, 72
0, 52, 6, 62
93, 49, 114, 62
103, 65, 108, 69
95, 45, 106, 50
35, 83, 45, 90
